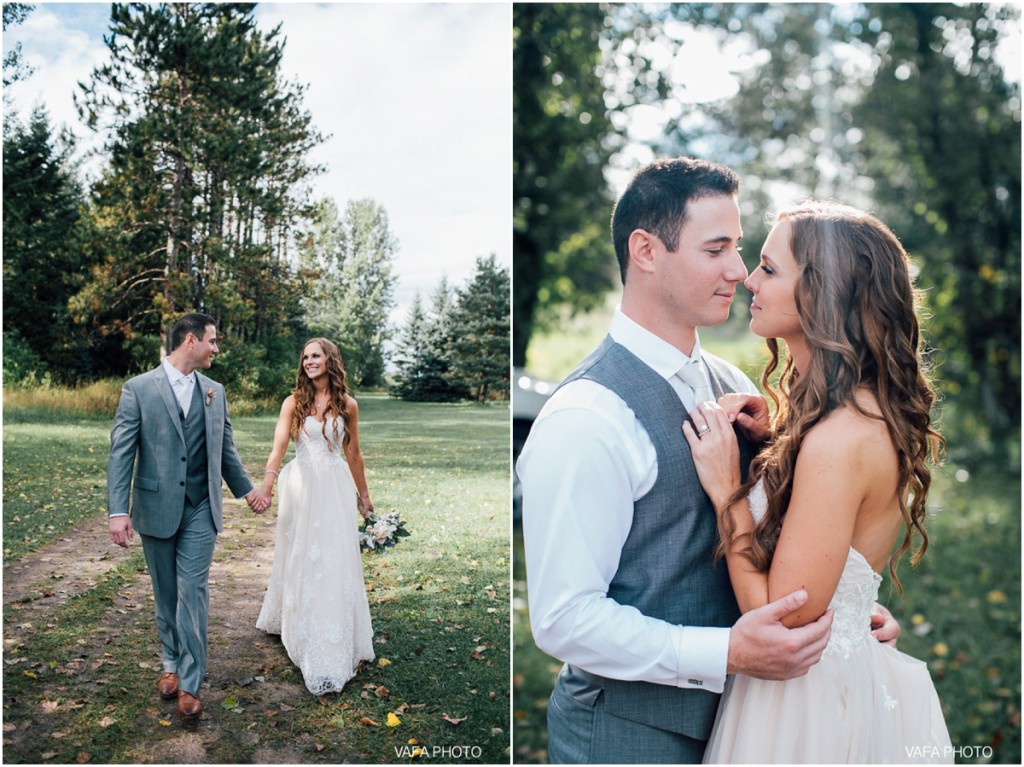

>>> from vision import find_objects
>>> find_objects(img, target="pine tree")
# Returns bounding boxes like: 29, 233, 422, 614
390, 277, 469, 402
388, 292, 428, 400
73, 3, 322, 372
2, 106, 89, 381
449, 255, 510, 403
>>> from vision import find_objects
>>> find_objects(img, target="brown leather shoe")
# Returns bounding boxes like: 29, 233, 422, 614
157, 672, 179, 700
176, 690, 202, 720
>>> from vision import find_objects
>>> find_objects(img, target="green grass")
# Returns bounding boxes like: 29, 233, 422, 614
517, 305, 1020, 764
3, 393, 511, 763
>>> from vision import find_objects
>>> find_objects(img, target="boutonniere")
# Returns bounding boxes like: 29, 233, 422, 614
205, 387, 217, 406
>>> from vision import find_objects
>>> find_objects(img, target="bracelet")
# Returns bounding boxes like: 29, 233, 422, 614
265, 468, 279, 477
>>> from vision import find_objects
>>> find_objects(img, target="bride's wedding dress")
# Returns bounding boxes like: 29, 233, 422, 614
703, 480, 952, 764
256, 415, 374, 695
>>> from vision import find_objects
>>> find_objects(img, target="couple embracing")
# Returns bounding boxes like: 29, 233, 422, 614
517, 158, 953, 763
107, 317, 374, 719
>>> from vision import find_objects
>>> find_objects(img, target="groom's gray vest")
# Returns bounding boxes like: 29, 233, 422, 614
181, 381, 210, 507
559, 336, 753, 742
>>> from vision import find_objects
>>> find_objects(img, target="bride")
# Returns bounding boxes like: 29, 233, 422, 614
255, 338, 375, 695
684, 202, 952, 763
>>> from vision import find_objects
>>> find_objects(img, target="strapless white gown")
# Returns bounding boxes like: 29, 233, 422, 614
256, 416, 374, 695
703, 481, 952, 763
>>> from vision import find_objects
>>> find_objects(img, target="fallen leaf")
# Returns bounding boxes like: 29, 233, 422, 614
158, 720, 172, 727
40, 752, 58, 760
359, 716, 380, 727
386, 712, 401, 727
315, 744, 327, 752
377, 658, 392, 667
442, 713, 468, 725
375, 686, 390, 698
221, 696, 239, 710
97, 716, 116, 728
265, 710, 279, 717
279, 703, 295, 712
75, 752, 91, 763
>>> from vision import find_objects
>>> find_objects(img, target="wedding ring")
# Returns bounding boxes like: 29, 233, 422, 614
697, 425, 711, 436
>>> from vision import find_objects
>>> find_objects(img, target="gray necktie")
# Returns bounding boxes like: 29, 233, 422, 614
675, 359, 711, 409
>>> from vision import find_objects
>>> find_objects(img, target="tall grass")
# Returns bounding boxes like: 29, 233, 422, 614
2, 377, 275, 418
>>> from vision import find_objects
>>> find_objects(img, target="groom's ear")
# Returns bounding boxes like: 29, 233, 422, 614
628, 229, 659, 276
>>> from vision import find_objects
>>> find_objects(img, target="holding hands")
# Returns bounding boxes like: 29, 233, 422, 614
245, 488, 272, 514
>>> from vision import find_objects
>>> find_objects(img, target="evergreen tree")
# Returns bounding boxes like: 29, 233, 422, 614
301, 198, 398, 387
390, 277, 468, 402
449, 255, 510, 403
388, 292, 428, 400
73, 3, 322, 374
2, 106, 89, 381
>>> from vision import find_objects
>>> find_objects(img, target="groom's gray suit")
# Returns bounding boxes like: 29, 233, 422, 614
107, 365, 253, 695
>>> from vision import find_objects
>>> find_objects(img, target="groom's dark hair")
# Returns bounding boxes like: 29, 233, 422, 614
611, 157, 739, 284
168, 312, 217, 352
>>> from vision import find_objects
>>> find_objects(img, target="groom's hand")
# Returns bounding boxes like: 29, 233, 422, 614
245, 489, 269, 514
727, 589, 833, 680
109, 515, 133, 548
870, 603, 900, 647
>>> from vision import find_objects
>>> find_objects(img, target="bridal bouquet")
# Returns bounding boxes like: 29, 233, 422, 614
359, 511, 410, 553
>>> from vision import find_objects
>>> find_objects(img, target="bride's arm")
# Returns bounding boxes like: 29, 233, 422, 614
342, 396, 373, 516
685, 403, 864, 628
260, 396, 296, 500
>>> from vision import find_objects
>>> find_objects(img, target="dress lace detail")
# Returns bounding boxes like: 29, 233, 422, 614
256, 416, 374, 695
294, 418, 347, 468
702, 480, 952, 763
747, 480, 883, 659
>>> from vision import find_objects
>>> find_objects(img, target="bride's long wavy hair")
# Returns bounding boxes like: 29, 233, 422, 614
718, 201, 943, 593
290, 338, 352, 452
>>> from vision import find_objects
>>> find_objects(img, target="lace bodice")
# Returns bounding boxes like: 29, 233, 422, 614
294, 415, 347, 468
748, 480, 883, 658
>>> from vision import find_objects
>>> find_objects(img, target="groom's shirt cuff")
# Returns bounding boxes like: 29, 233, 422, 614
675, 626, 730, 693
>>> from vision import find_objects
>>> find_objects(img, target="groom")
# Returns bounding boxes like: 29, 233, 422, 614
107, 312, 268, 720
518, 158, 897, 763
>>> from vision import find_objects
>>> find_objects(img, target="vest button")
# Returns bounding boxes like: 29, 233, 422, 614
180, 481, 185, 486
181, 457, 187, 462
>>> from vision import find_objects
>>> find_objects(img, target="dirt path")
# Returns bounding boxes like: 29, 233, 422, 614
3, 500, 365, 763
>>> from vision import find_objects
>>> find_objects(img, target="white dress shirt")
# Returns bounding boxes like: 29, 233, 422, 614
163, 358, 196, 417
517, 308, 758, 693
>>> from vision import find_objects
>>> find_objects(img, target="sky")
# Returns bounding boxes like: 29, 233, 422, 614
2, 2, 512, 327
